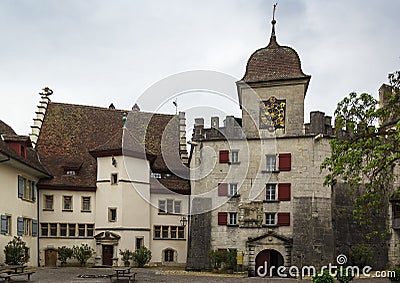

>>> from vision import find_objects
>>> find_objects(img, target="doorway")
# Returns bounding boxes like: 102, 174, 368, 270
255, 249, 284, 277
45, 249, 57, 267
102, 245, 114, 266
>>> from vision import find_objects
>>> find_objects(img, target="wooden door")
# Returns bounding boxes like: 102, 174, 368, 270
102, 245, 114, 266
45, 249, 57, 267
255, 249, 271, 277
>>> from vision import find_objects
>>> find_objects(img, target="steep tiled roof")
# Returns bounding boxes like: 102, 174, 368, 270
36, 102, 189, 194
242, 35, 310, 83
0, 120, 49, 176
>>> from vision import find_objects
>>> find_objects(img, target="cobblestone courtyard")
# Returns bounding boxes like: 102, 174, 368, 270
3, 267, 393, 283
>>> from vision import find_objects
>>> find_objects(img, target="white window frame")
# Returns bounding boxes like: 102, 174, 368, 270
231, 150, 239, 164
44, 195, 54, 210
266, 154, 277, 172
266, 184, 277, 201
228, 212, 238, 225
82, 196, 91, 212
229, 183, 238, 196
63, 196, 73, 211
265, 213, 276, 226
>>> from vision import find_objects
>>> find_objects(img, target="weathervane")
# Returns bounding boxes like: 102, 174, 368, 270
39, 87, 53, 97
272, 3, 278, 22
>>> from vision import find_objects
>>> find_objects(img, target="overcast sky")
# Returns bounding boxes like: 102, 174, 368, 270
1, 0, 399, 135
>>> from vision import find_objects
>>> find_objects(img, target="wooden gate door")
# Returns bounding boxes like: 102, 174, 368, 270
102, 245, 114, 266
45, 249, 57, 267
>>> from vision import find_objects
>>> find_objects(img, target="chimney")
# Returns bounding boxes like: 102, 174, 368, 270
30, 88, 52, 148
178, 112, 188, 164
211, 117, 219, 129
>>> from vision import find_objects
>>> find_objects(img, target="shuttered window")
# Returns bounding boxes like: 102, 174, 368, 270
18, 176, 24, 198
278, 183, 291, 201
218, 183, 228, 196
278, 153, 292, 171
32, 220, 38, 237
218, 212, 228, 225
1, 215, 9, 235
277, 213, 290, 226
17, 217, 24, 236
219, 150, 229, 163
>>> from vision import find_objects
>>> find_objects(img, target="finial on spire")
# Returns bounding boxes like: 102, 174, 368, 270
271, 3, 278, 37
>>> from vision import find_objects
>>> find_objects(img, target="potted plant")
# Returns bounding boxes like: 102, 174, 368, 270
336, 267, 355, 283
119, 249, 132, 267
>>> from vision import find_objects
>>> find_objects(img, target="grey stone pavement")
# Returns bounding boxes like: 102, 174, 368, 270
5, 267, 394, 283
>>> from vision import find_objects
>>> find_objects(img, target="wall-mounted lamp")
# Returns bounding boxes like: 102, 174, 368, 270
180, 215, 188, 227
112, 157, 117, 167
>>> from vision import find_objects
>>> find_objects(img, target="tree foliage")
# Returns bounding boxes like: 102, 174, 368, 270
4, 236, 29, 265
322, 70, 400, 237
72, 244, 94, 266
131, 246, 151, 268
57, 246, 73, 265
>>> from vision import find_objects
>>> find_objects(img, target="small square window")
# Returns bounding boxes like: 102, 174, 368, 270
63, 196, 73, 211
68, 224, 76, 237
44, 195, 54, 210
50, 223, 57, 236
265, 213, 276, 226
228, 212, 237, 225
111, 173, 118, 185
82, 197, 91, 212
65, 170, 77, 176
174, 201, 181, 214
136, 237, 144, 250
266, 184, 277, 201
266, 155, 276, 172
231, 151, 239, 163
60, 224, 67, 237
87, 224, 94, 237
151, 172, 161, 179
109, 208, 117, 222
154, 226, 161, 238
229, 184, 238, 196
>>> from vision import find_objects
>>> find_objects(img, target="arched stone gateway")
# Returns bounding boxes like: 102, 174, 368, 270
255, 249, 284, 277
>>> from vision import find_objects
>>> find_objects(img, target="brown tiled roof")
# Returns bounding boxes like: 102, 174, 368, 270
242, 35, 310, 83
0, 120, 49, 176
37, 102, 189, 193
150, 178, 190, 195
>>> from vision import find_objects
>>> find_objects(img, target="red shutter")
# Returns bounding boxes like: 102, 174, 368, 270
218, 212, 228, 225
219, 150, 230, 163
278, 183, 291, 201
279, 153, 291, 171
218, 183, 228, 196
277, 213, 290, 226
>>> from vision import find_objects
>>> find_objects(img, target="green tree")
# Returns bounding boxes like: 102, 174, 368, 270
72, 244, 94, 266
57, 246, 73, 265
4, 236, 29, 265
131, 246, 151, 268
322, 70, 400, 237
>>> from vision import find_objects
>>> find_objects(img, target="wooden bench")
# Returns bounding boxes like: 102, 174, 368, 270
109, 272, 136, 282
0, 271, 35, 282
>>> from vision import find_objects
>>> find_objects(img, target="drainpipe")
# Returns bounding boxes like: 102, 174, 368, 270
37, 185, 40, 267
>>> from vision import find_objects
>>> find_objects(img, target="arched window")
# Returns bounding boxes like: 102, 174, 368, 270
164, 249, 175, 262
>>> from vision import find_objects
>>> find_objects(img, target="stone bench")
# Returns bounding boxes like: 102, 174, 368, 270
0, 271, 35, 282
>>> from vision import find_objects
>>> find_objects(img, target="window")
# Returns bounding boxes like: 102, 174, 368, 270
170, 226, 178, 238
136, 237, 144, 250
23, 218, 31, 236
150, 172, 161, 179
18, 176, 35, 202
228, 212, 238, 225
68, 224, 76, 237
63, 196, 73, 211
231, 151, 239, 164
162, 226, 169, 238
108, 208, 117, 222
50, 223, 57, 236
164, 249, 175, 262
159, 200, 166, 213
178, 226, 184, 239
154, 226, 161, 238
44, 195, 54, 210
174, 201, 181, 214
159, 200, 181, 214
82, 197, 91, 212
1, 215, 11, 235
266, 184, 277, 201
41, 223, 48, 237
78, 224, 85, 237
266, 155, 276, 172
60, 224, 67, 237
65, 170, 77, 176
265, 213, 276, 226
87, 224, 94, 237
111, 173, 118, 185
229, 183, 238, 196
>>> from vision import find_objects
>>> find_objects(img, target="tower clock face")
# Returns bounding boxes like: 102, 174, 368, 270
259, 96, 286, 130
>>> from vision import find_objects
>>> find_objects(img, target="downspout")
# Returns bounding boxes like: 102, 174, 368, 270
37, 185, 40, 267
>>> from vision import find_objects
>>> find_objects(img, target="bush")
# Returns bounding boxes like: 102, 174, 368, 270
57, 246, 73, 265
389, 267, 400, 282
312, 270, 334, 283
208, 250, 225, 270
336, 267, 355, 283
119, 249, 133, 266
4, 237, 29, 265
225, 249, 237, 270
132, 246, 151, 268
72, 244, 94, 266
350, 244, 373, 267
